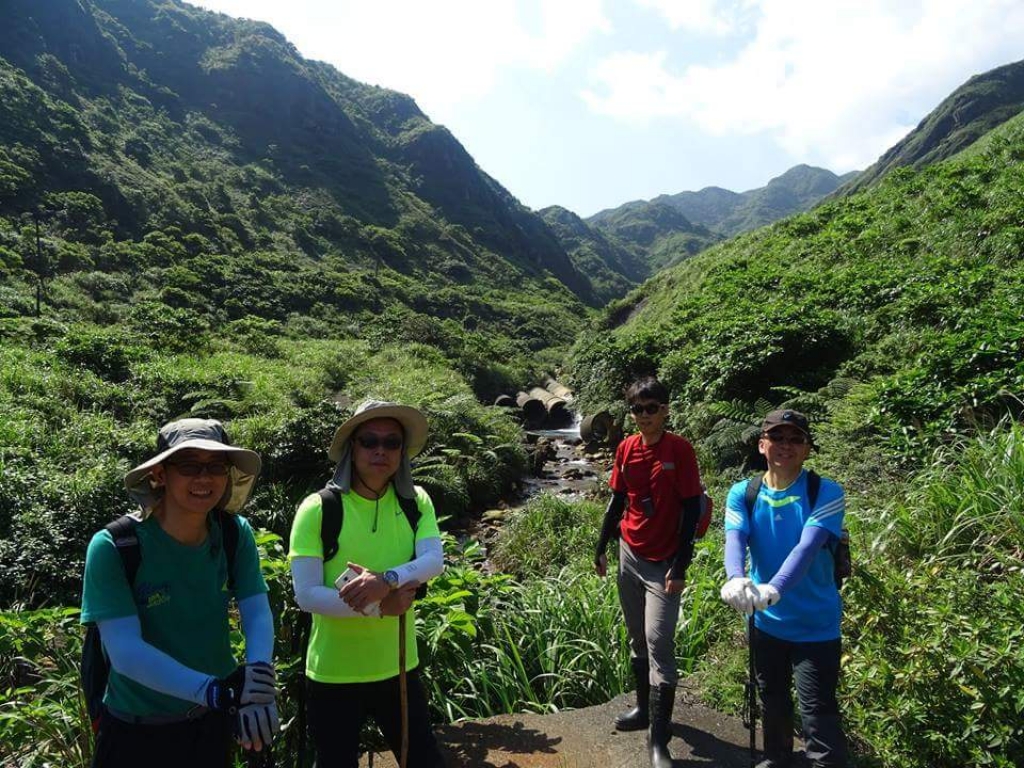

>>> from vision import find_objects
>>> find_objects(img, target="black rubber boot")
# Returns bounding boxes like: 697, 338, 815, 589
648, 683, 675, 768
615, 658, 650, 731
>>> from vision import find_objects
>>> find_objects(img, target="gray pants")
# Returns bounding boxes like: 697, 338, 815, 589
617, 539, 681, 687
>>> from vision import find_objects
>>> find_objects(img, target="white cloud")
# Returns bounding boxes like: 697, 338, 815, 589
633, 0, 752, 35
190, 0, 612, 121
583, 0, 1024, 170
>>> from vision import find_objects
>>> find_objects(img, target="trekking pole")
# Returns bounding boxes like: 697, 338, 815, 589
745, 613, 758, 768
399, 612, 409, 768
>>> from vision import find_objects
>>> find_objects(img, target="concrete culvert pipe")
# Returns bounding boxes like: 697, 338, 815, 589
543, 378, 574, 402
528, 387, 570, 425
516, 391, 546, 427
580, 411, 615, 443
494, 394, 515, 408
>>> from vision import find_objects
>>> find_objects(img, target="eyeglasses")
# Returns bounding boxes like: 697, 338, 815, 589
629, 403, 664, 416
355, 434, 404, 451
166, 460, 231, 477
763, 433, 809, 446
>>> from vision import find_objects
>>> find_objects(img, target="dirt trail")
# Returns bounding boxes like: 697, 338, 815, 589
359, 683, 774, 767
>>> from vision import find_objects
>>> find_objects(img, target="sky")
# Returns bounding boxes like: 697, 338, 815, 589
188, 0, 1024, 218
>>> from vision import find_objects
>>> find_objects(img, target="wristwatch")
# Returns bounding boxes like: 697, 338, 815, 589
382, 569, 400, 591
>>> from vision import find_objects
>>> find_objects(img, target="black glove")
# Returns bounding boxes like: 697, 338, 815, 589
206, 662, 278, 712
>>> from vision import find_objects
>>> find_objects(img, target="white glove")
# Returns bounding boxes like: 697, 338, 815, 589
237, 700, 280, 751
720, 577, 756, 615
753, 583, 781, 611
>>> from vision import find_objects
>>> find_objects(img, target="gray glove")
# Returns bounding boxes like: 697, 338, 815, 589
237, 700, 280, 751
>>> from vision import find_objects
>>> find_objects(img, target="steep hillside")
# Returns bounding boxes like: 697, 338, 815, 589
839, 58, 1024, 194
538, 205, 645, 305
0, 0, 596, 376
570, 112, 1024, 467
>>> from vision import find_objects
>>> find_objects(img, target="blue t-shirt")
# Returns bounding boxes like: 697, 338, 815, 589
724, 470, 844, 642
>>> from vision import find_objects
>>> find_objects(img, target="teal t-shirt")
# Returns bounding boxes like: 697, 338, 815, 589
81, 514, 267, 717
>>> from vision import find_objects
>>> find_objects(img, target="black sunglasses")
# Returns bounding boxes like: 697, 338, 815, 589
629, 403, 664, 416
763, 433, 809, 446
355, 434, 404, 451
166, 460, 231, 477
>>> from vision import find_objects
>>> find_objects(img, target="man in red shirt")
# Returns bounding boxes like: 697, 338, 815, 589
595, 377, 704, 768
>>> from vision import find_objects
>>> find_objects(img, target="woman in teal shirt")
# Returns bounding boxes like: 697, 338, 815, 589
81, 418, 278, 768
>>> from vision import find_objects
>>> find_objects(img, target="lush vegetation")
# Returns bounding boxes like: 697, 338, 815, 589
1, 3, 1023, 768
566, 110, 1024, 768
570, 112, 1024, 471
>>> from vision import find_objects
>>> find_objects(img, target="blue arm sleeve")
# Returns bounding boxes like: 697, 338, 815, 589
768, 525, 831, 594
238, 593, 275, 665
98, 615, 212, 704
725, 528, 748, 579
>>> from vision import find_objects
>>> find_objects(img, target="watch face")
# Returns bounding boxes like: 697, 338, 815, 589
384, 570, 399, 589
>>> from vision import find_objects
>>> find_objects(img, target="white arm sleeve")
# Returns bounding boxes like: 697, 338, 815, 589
391, 536, 444, 586
98, 615, 212, 705
238, 593, 275, 664
290, 556, 367, 618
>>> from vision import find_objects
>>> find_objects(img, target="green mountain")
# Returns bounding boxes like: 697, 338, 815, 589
0, 0, 598, 374
839, 58, 1024, 194
583, 199, 722, 275
538, 205, 646, 305
591, 164, 851, 243
568, 165, 849, 279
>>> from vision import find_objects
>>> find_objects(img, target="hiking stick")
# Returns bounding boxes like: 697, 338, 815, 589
399, 611, 409, 768
746, 613, 758, 768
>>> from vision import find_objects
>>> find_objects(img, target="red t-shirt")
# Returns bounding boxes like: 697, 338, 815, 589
609, 432, 702, 562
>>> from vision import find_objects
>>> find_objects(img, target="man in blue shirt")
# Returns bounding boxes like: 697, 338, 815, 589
720, 410, 848, 768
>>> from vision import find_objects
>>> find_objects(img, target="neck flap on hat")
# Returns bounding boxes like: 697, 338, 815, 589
326, 441, 416, 499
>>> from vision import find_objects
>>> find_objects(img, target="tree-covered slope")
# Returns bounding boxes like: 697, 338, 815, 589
538, 205, 646, 305
839, 57, 1024, 195
0, 0, 598, 380
570, 112, 1024, 468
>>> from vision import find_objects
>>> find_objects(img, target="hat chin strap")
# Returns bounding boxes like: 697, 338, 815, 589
352, 467, 389, 499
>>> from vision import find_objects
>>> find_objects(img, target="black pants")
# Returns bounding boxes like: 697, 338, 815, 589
307, 670, 445, 768
90, 709, 232, 768
753, 626, 848, 768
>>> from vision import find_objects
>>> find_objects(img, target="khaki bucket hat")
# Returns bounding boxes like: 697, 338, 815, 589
328, 400, 429, 463
123, 418, 261, 516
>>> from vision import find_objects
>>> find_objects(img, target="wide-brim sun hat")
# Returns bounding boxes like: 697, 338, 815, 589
328, 400, 429, 463
124, 418, 262, 516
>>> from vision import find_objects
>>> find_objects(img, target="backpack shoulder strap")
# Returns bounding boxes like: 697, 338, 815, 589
215, 509, 240, 592
806, 470, 821, 511
318, 487, 342, 563
105, 515, 142, 586
397, 490, 422, 532
743, 475, 762, 518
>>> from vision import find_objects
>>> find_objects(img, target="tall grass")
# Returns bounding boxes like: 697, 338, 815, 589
839, 423, 1024, 768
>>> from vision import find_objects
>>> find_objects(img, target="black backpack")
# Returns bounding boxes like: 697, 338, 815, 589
743, 471, 851, 588
81, 510, 240, 733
